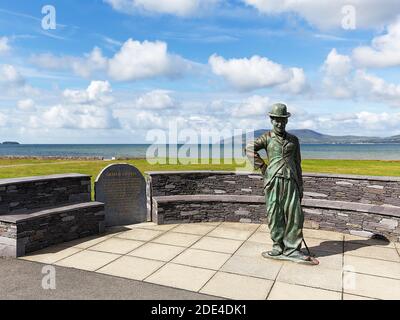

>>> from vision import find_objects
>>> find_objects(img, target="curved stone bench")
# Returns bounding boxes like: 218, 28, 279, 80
0, 174, 105, 257
151, 195, 400, 242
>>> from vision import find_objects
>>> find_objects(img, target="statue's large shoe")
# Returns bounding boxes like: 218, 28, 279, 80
284, 250, 319, 265
261, 249, 319, 265
261, 249, 282, 258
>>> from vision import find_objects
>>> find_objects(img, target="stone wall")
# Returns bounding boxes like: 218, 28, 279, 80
147, 171, 264, 197
22, 203, 104, 254
303, 173, 400, 206
147, 171, 400, 242
0, 173, 91, 214
0, 174, 105, 257
146, 171, 400, 206
152, 195, 267, 225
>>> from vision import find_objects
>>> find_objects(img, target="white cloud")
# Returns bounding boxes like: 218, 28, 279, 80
355, 111, 400, 130
0, 113, 8, 127
29, 81, 120, 130
209, 54, 306, 93
104, 0, 218, 16
242, 0, 400, 29
31, 47, 107, 78
135, 90, 176, 110
355, 70, 400, 105
320, 49, 400, 105
278, 67, 308, 94
321, 49, 353, 98
17, 99, 36, 111
232, 95, 270, 117
108, 39, 190, 81
0, 64, 25, 86
30, 104, 120, 130
0, 37, 10, 54
63, 80, 113, 105
31, 39, 191, 81
353, 18, 400, 68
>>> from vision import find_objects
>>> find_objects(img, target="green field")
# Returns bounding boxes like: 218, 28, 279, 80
0, 158, 399, 179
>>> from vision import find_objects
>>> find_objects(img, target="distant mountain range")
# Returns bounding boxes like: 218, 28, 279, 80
223, 129, 400, 144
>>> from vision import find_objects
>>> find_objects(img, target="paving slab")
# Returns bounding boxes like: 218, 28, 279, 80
200, 272, 273, 300
128, 243, 185, 262
305, 237, 343, 254
65, 234, 115, 249
313, 250, 343, 270
55, 250, 120, 271
21, 245, 82, 264
234, 241, 272, 258
344, 234, 395, 248
90, 238, 145, 255
97, 256, 165, 280
343, 271, 400, 300
124, 222, 179, 231
207, 226, 256, 241
277, 264, 342, 292
173, 224, 216, 235
267, 281, 341, 300
152, 232, 201, 247
172, 248, 231, 270
342, 294, 376, 300
145, 263, 216, 292
247, 232, 273, 244
191, 236, 243, 254
344, 243, 400, 262
303, 229, 344, 241
257, 224, 270, 233
116, 228, 164, 242
221, 254, 282, 280
220, 222, 259, 232
344, 255, 400, 279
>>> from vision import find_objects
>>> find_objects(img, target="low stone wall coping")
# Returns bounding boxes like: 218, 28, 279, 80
0, 201, 104, 223
153, 195, 264, 203
145, 170, 400, 182
303, 172, 400, 182
153, 194, 400, 218
0, 173, 91, 186
145, 170, 256, 176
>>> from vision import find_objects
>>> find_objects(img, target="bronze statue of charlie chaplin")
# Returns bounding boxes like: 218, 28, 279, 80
246, 103, 318, 265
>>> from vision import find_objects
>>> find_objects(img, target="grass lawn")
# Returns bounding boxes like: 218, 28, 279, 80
0, 158, 399, 179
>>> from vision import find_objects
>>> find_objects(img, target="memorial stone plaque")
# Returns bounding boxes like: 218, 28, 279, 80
95, 164, 147, 226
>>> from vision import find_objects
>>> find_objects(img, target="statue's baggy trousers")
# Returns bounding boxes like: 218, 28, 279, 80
266, 176, 304, 256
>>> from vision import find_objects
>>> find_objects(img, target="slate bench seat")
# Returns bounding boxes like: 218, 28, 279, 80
0, 174, 105, 257
151, 194, 400, 241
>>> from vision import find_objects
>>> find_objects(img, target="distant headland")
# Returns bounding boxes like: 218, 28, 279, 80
2, 141, 20, 145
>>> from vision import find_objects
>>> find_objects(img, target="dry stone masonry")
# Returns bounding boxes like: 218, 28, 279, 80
146, 171, 400, 242
0, 174, 105, 257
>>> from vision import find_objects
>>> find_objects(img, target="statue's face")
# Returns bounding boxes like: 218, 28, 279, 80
271, 117, 288, 134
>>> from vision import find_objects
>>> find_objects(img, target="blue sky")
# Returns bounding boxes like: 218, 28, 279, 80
0, 0, 400, 143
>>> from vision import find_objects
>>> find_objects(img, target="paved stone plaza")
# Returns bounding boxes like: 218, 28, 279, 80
18, 221, 400, 300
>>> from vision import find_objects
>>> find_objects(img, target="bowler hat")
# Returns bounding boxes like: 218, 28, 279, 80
268, 103, 291, 118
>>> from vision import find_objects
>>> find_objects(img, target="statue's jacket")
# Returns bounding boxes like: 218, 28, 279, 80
245, 131, 303, 194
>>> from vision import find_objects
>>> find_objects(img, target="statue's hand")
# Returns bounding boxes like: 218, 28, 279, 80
261, 163, 267, 175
